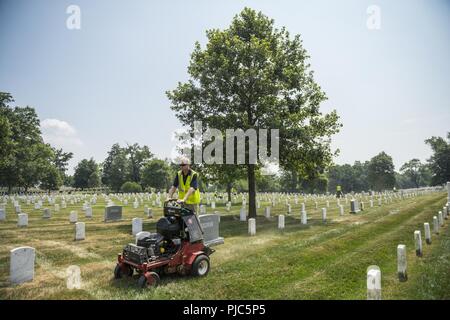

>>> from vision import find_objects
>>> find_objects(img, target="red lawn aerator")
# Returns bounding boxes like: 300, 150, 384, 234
114, 199, 214, 288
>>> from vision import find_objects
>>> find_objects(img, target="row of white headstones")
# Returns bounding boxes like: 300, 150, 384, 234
367, 182, 450, 300
5, 184, 448, 292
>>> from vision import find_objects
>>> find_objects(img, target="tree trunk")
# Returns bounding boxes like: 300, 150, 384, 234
226, 182, 232, 202
247, 164, 256, 219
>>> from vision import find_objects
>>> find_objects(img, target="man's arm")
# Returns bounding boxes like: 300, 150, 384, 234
181, 187, 195, 202
167, 186, 177, 199
167, 174, 179, 199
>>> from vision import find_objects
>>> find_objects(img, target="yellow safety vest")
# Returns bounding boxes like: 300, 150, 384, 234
178, 170, 201, 204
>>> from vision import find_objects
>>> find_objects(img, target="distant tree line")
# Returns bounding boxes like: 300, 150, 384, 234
0, 92, 73, 193
71, 144, 175, 193
2, 90, 450, 195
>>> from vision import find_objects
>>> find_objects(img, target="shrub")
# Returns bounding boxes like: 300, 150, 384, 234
120, 181, 142, 193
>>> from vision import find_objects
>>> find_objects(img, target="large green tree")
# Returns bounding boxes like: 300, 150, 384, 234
52, 148, 73, 184
126, 143, 153, 183
102, 144, 129, 192
425, 133, 450, 185
400, 158, 431, 188
167, 8, 341, 218
327, 161, 370, 193
102, 143, 153, 191
367, 152, 396, 191
0, 92, 68, 192
141, 159, 173, 191
74, 158, 99, 190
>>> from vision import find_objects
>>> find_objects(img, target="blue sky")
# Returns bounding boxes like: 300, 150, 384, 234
1, 0, 449, 174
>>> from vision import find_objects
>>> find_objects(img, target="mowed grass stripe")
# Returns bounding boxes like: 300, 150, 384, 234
0, 193, 447, 299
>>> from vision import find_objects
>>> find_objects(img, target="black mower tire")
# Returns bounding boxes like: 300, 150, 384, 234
114, 264, 122, 279
138, 272, 160, 288
114, 264, 133, 279
192, 255, 210, 277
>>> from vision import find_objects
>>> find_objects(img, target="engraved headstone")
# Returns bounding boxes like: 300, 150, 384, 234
367, 265, 381, 300
248, 218, 256, 236
278, 215, 285, 229
199, 214, 224, 247
104, 205, 123, 222
18, 213, 28, 227
264, 207, 270, 219
42, 208, 51, 219
75, 222, 85, 240
414, 230, 422, 257
424, 222, 431, 244
240, 207, 246, 221
10, 247, 35, 285
397, 245, 407, 282
132, 218, 143, 236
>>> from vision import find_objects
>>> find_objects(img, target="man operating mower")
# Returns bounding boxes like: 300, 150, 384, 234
167, 157, 201, 213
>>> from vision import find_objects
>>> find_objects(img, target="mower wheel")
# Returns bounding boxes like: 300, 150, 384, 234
114, 264, 133, 279
138, 272, 160, 288
192, 255, 210, 277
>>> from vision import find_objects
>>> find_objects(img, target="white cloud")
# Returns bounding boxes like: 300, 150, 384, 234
41, 118, 83, 149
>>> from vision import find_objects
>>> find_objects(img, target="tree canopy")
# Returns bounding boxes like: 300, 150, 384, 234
167, 8, 341, 217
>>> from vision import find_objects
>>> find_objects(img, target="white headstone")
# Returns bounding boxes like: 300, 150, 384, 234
397, 244, 407, 282
240, 207, 246, 221
414, 230, 422, 257
42, 208, 51, 219
66, 265, 81, 289
424, 222, 431, 245
10, 247, 35, 285
248, 218, 256, 236
301, 210, 307, 225
132, 217, 143, 236
322, 208, 327, 222
278, 215, 285, 229
264, 207, 270, 219
17, 213, 28, 227
339, 205, 344, 216
211, 201, 215, 209
433, 216, 439, 234
367, 265, 381, 300
75, 222, 85, 240
85, 207, 92, 218
438, 211, 444, 227
69, 211, 78, 223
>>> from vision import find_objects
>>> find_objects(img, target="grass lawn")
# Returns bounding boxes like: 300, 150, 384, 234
0, 192, 449, 299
